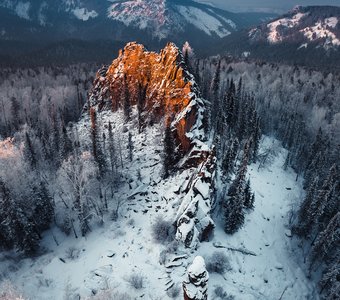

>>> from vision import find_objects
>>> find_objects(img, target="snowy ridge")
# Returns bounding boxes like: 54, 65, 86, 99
0, 0, 99, 22
266, 12, 307, 43
301, 19, 340, 48
249, 6, 340, 50
107, 0, 237, 39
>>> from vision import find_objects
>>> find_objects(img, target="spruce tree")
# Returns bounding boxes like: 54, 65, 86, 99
128, 132, 133, 162
23, 131, 37, 169
251, 116, 261, 163
222, 138, 239, 176
294, 176, 319, 238
14, 208, 40, 255
0, 179, 40, 254
319, 261, 340, 299
90, 108, 107, 177
210, 59, 221, 131
108, 121, 117, 174
32, 181, 54, 232
60, 125, 73, 161
0, 178, 14, 250
243, 178, 255, 210
224, 182, 245, 234
310, 212, 340, 268
225, 79, 236, 127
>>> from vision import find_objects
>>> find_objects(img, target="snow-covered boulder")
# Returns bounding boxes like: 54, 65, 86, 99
183, 256, 209, 300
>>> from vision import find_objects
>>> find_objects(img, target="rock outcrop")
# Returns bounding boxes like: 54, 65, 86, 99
88, 42, 215, 247
183, 256, 209, 300
89, 42, 207, 163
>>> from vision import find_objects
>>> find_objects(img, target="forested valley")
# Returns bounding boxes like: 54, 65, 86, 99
0, 50, 339, 298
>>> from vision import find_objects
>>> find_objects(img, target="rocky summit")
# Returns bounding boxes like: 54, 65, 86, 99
89, 42, 209, 165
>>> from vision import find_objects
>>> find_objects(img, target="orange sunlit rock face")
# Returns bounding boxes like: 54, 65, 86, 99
90, 42, 204, 157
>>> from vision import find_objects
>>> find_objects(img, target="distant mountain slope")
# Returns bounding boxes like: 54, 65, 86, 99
107, 0, 272, 39
0, 0, 275, 64
219, 6, 340, 70
250, 6, 340, 50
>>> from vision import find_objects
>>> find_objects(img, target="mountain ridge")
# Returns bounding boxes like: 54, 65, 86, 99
0, 0, 275, 64
218, 5, 340, 70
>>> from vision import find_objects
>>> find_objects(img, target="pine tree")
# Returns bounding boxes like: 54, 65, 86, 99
223, 139, 253, 234
210, 59, 221, 131
23, 131, 37, 169
163, 122, 175, 178
32, 181, 54, 232
10, 97, 20, 131
60, 125, 73, 161
251, 117, 261, 163
319, 260, 340, 299
243, 178, 255, 210
0, 178, 14, 250
294, 176, 319, 238
0, 179, 40, 254
90, 108, 107, 177
14, 207, 40, 255
224, 182, 245, 234
314, 164, 338, 231
108, 121, 117, 174
222, 138, 239, 176
128, 132, 133, 162
310, 212, 340, 268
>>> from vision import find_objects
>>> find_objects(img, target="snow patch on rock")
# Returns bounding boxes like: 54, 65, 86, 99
301, 19, 340, 48
267, 12, 307, 43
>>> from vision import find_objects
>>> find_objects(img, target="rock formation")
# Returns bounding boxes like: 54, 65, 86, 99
183, 256, 209, 300
89, 42, 208, 162
88, 42, 215, 247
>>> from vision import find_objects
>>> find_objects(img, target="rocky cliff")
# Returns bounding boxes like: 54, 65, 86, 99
88, 42, 215, 247
89, 42, 208, 166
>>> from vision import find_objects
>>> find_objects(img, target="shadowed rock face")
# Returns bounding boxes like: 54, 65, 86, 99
89, 41, 207, 161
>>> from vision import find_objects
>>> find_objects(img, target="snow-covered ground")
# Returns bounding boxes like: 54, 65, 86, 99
0, 111, 317, 299
200, 138, 318, 299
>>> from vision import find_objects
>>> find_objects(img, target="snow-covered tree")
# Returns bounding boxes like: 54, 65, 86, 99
90, 108, 107, 177
57, 152, 99, 237
310, 212, 340, 268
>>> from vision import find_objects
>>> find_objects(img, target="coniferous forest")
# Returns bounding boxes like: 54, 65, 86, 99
0, 52, 338, 299
0, 2, 339, 299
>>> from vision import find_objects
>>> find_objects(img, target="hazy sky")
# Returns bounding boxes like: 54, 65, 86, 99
197, 0, 340, 13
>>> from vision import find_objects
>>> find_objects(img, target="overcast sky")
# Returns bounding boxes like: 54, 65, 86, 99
196, 0, 340, 13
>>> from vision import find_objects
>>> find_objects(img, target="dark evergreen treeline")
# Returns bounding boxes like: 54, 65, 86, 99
200, 57, 261, 235
194, 56, 339, 299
